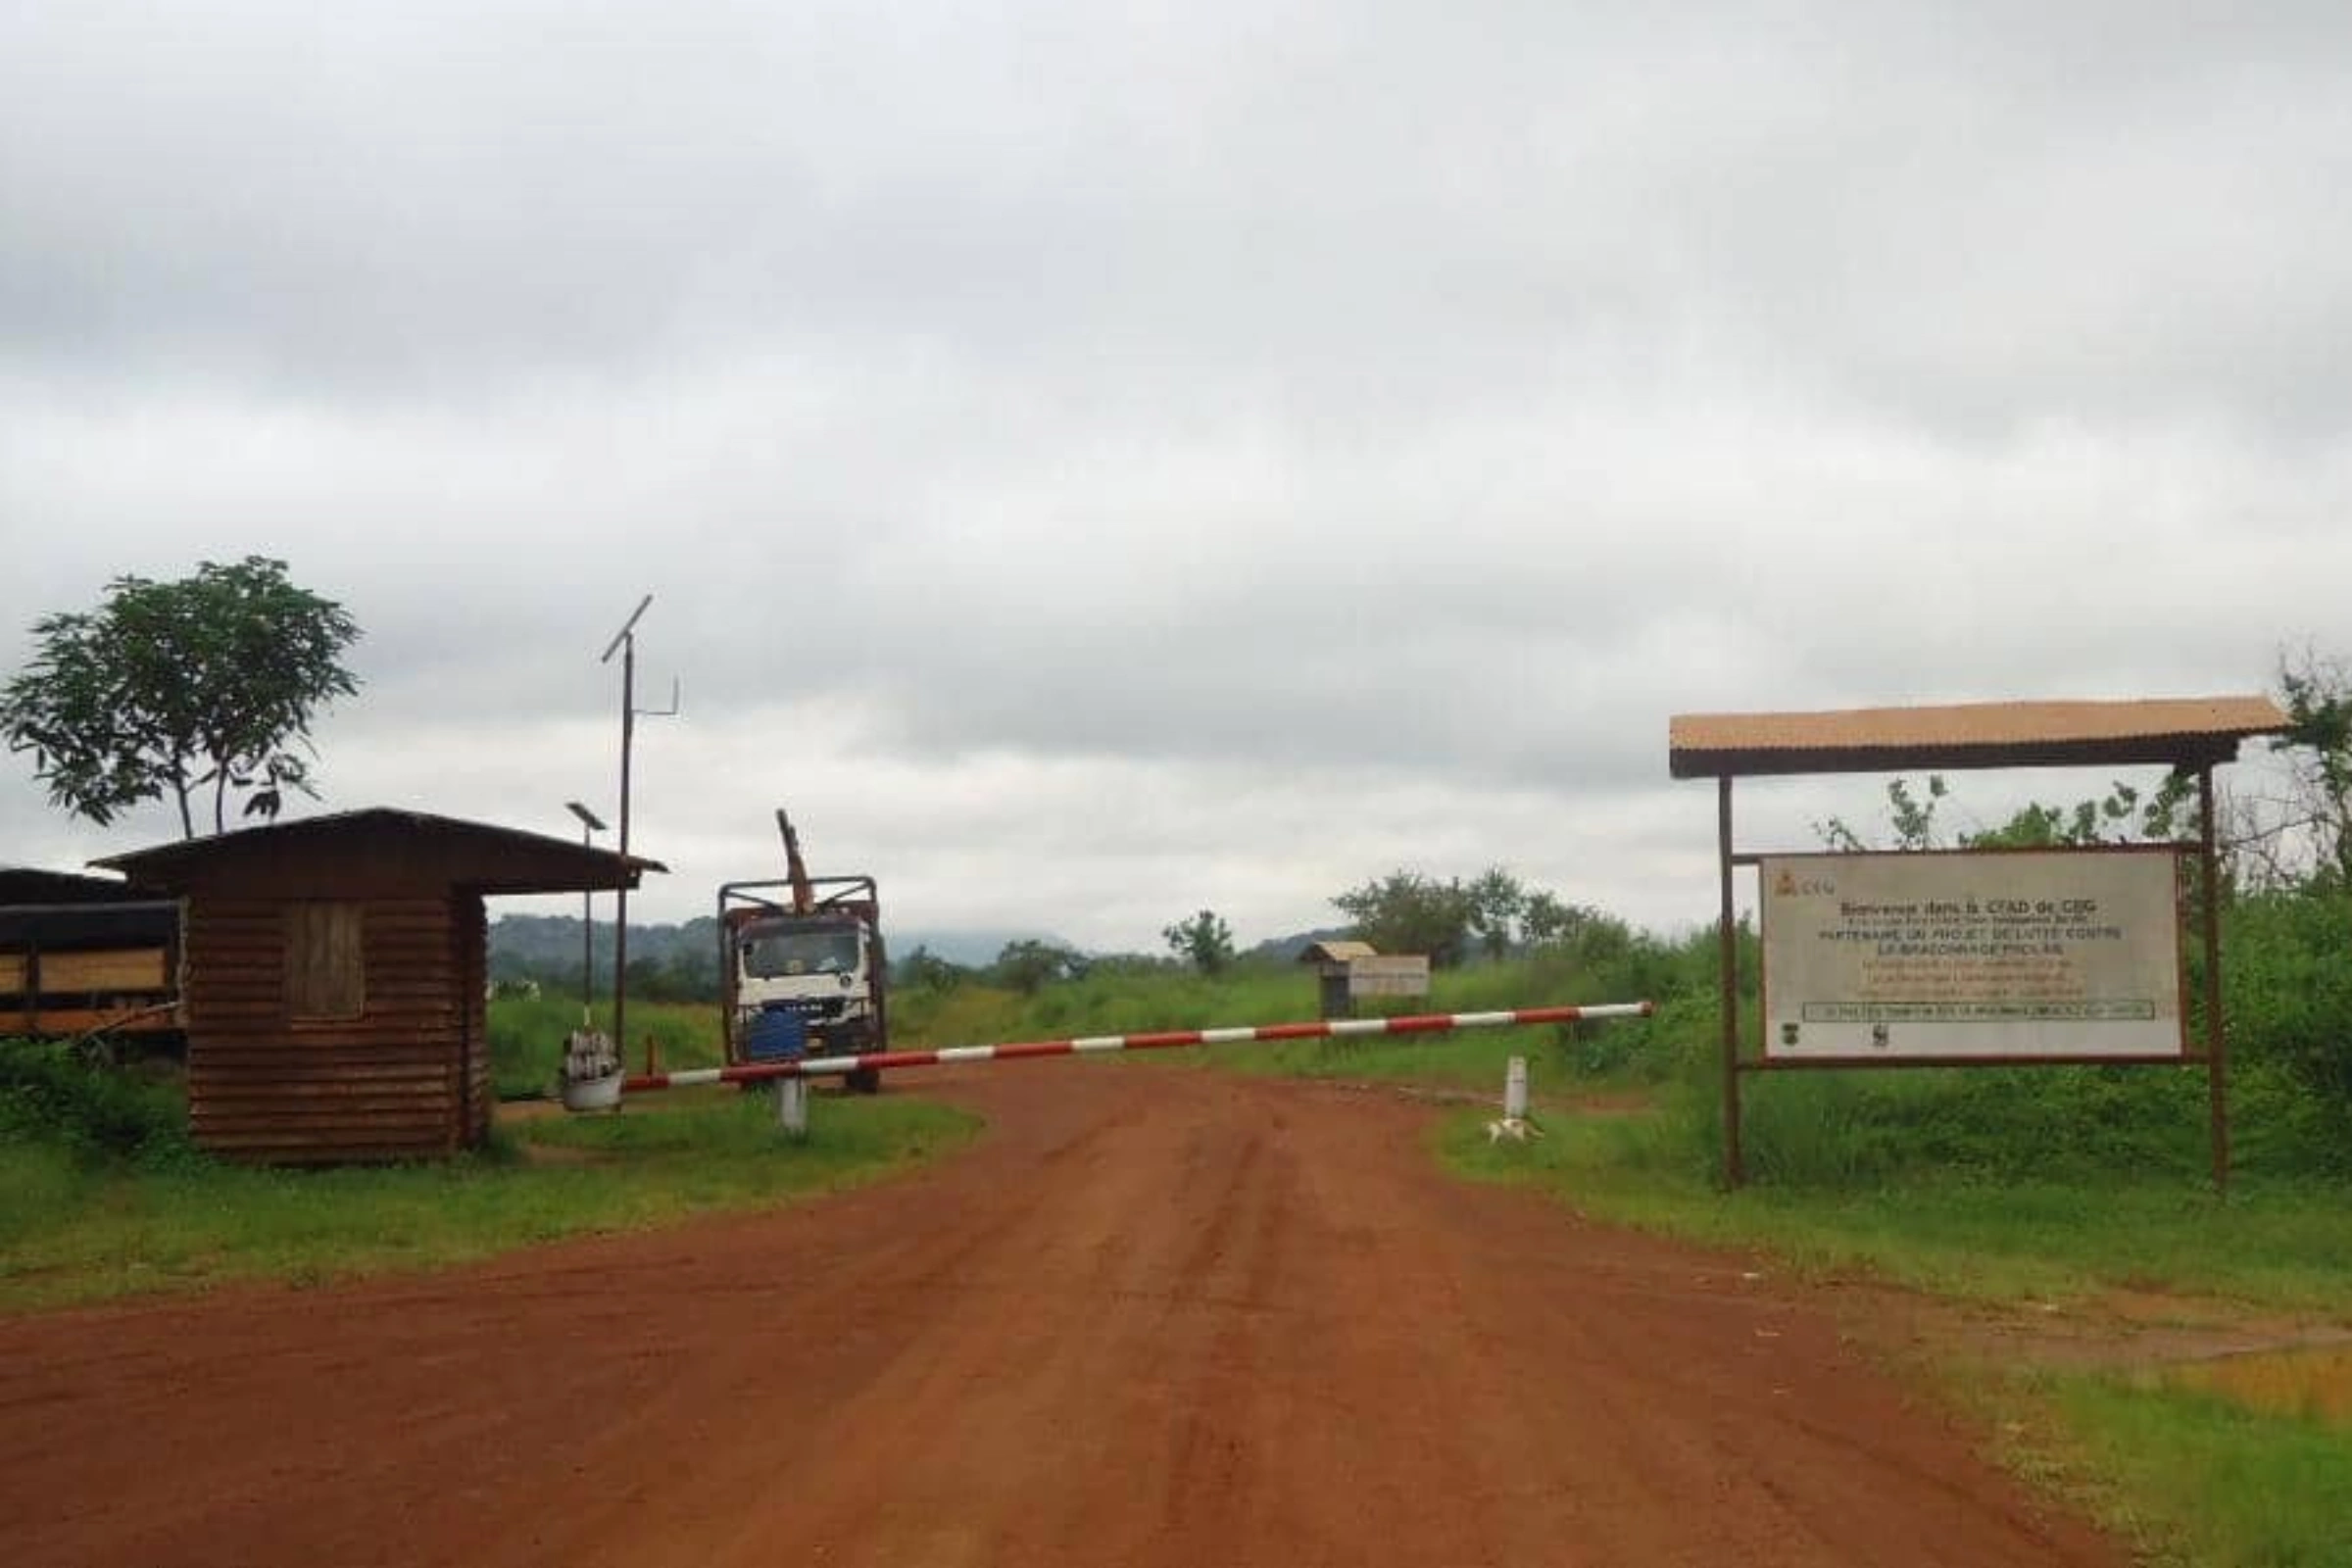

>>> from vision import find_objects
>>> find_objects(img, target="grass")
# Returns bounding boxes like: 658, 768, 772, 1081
2010, 1372, 2352, 1568
1444, 1100, 2352, 1314
0, 1090, 978, 1313
490, 996, 725, 1099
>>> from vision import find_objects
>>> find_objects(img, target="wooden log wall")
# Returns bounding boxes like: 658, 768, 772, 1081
184, 896, 486, 1164
459, 893, 490, 1147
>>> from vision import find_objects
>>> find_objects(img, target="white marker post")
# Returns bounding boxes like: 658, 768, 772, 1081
1504, 1055, 1529, 1121
776, 1076, 808, 1139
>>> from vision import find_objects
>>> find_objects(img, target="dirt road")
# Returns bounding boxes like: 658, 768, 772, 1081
0, 1064, 2124, 1567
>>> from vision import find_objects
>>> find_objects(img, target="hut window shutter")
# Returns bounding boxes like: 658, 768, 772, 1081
287, 903, 365, 1019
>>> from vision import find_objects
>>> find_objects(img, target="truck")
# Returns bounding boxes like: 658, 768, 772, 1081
0, 869, 181, 1050
717, 812, 889, 1094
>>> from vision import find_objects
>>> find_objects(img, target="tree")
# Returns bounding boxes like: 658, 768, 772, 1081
989, 938, 1090, 995
1816, 775, 1949, 853
1464, 867, 1528, 961
2259, 645, 2352, 890
1331, 870, 1477, 967
1161, 908, 1237, 975
1820, 773, 2194, 856
1520, 891, 1634, 964
2, 557, 361, 837
895, 944, 969, 992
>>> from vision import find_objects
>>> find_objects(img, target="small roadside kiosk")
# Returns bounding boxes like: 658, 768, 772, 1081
1668, 696, 2289, 1190
97, 808, 662, 1165
1298, 939, 1432, 1019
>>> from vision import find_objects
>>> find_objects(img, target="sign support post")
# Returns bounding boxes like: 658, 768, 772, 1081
1718, 774, 1742, 1189
2201, 763, 2228, 1195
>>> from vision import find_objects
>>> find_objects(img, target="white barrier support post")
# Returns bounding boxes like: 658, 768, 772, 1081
776, 1076, 808, 1139
1504, 1055, 1529, 1122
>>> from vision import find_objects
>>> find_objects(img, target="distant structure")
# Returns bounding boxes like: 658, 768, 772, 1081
98, 809, 662, 1164
1298, 939, 1430, 1019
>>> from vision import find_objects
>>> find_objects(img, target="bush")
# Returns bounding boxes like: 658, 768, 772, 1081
0, 1037, 197, 1168
2223, 888, 2352, 1141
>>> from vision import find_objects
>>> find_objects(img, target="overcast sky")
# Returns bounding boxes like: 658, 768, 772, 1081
4, 2, 2348, 953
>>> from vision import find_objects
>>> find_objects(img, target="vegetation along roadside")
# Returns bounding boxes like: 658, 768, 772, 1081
0, 1040, 977, 1315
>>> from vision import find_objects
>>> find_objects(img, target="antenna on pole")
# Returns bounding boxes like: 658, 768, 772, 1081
598, 594, 662, 1059
600, 594, 652, 665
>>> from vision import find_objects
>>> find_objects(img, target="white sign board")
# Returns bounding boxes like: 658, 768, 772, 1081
1760, 850, 2184, 1061
1348, 955, 1430, 998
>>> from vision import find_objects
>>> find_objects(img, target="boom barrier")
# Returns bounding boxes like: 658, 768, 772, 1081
619, 1001, 1654, 1096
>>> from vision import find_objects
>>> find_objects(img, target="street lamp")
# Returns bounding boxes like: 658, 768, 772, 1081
564, 801, 607, 1029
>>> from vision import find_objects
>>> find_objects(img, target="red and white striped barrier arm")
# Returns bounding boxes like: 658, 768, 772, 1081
621, 1001, 1654, 1094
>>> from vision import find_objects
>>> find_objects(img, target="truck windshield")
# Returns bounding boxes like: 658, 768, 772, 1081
742, 926, 862, 978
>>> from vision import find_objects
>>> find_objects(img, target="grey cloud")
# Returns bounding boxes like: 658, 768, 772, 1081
6, 2, 2351, 948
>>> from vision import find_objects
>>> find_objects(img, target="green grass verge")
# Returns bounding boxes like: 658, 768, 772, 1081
0, 1092, 978, 1314
2006, 1372, 2352, 1568
1440, 1104, 2352, 1315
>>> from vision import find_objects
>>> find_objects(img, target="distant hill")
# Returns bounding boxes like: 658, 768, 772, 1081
1244, 925, 1357, 964
487, 913, 715, 980
488, 913, 1070, 979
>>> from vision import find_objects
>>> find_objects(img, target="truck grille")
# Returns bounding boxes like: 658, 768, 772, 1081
757, 996, 847, 1023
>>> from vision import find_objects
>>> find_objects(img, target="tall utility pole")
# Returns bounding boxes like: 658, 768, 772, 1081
599, 595, 653, 1054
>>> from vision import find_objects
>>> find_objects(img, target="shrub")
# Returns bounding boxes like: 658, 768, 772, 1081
0, 1037, 197, 1168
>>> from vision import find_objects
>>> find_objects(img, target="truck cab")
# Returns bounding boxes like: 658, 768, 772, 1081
719, 871, 888, 1093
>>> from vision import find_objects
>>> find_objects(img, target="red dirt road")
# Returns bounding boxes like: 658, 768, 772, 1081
1, 1064, 2125, 1567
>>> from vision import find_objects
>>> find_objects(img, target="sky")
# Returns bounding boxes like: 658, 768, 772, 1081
3, 1, 2348, 954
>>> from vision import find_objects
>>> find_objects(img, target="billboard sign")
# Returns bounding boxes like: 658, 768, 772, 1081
1760, 849, 2184, 1061
1348, 955, 1431, 998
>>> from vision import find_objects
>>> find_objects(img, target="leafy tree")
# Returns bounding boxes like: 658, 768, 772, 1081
2256, 645, 2352, 890
1817, 775, 1948, 852
1331, 870, 1477, 967
1521, 892, 1635, 965
895, 944, 968, 992
1959, 780, 2149, 850
989, 938, 1090, 995
1161, 908, 1237, 975
1464, 867, 1527, 961
1518, 889, 1579, 946
1821, 774, 2180, 854
1, 557, 360, 837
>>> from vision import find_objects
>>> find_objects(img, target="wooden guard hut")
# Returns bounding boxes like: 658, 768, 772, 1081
1298, 939, 1378, 1019
96, 808, 662, 1165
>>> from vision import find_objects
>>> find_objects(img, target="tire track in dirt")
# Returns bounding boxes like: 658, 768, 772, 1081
0, 1063, 2126, 1567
